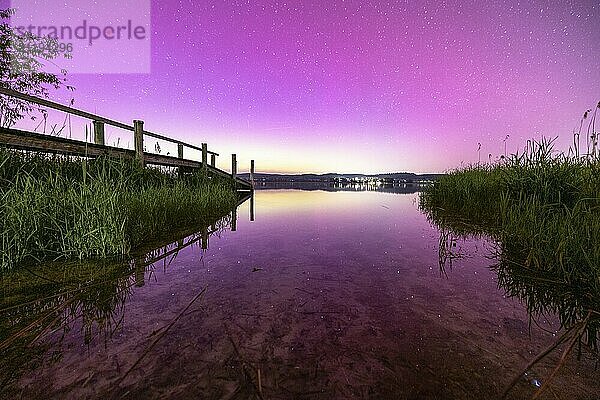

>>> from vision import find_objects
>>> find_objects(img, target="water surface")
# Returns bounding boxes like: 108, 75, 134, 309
1, 189, 598, 399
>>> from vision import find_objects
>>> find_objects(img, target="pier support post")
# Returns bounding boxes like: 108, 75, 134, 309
250, 193, 255, 222
93, 121, 105, 145
202, 143, 208, 169
134, 261, 145, 287
231, 154, 237, 177
211, 154, 216, 168
133, 120, 145, 168
201, 228, 208, 250
178, 143, 184, 178
250, 159, 255, 188
231, 207, 237, 232
231, 153, 237, 189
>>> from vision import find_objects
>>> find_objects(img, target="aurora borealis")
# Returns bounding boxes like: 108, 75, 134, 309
6, 0, 600, 173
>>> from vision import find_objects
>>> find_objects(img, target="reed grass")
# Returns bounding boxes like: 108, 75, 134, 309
0, 149, 238, 270
421, 137, 600, 346
421, 136, 600, 396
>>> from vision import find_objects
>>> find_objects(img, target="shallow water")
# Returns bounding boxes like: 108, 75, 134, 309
1, 189, 598, 399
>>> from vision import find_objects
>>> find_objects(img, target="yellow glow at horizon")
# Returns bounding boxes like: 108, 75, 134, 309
251, 189, 418, 217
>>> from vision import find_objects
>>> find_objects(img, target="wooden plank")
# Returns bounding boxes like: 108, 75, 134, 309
206, 162, 252, 188
237, 193, 253, 207
0, 127, 130, 158
146, 153, 203, 169
0, 127, 199, 168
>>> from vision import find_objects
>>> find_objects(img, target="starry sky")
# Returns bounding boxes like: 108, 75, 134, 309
7, 0, 600, 173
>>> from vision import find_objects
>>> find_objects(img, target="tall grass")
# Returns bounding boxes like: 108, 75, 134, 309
0, 149, 238, 270
421, 137, 600, 349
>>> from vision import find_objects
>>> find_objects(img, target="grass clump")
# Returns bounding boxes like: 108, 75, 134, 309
421, 137, 600, 350
0, 149, 238, 270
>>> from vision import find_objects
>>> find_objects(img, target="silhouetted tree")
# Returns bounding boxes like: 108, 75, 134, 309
0, 8, 73, 127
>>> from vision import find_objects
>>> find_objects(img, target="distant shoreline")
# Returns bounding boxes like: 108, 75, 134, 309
239, 172, 444, 184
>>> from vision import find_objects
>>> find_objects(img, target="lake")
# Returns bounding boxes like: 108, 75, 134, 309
1, 188, 598, 399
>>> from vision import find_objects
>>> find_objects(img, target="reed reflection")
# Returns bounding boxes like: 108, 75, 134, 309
424, 207, 599, 397
0, 196, 253, 396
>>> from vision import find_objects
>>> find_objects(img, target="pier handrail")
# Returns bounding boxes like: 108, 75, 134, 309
0, 88, 256, 190
0, 87, 219, 156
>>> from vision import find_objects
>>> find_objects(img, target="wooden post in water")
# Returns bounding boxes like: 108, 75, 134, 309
250, 193, 255, 222
202, 143, 208, 169
134, 261, 145, 287
211, 154, 216, 168
201, 228, 208, 250
231, 207, 237, 232
250, 159, 255, 188
133, 120, 145, 168
177, 143, 184, 178
93, 121, 105, 145
231, 153, 237, 189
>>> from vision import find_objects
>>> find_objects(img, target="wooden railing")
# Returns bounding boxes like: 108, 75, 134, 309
0, 88, 255, 190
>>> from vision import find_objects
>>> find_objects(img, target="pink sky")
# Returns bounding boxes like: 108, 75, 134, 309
5, 0, 600, 173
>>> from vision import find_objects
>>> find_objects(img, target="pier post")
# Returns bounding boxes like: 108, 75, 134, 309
250, 159, 255, 188
93, 121, 105, 145
134, 261, 145, 287
133, 120, 145, 168
250, 193, 255, 222
231, 154, 237, 189
211, 154, 216, 167
231, 207, 237, 232
178, 143, 184, 178
202, 143, 208, 169
201, 228, 208, 250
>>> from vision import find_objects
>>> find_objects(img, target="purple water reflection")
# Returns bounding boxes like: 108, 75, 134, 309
14, 190, 600, 399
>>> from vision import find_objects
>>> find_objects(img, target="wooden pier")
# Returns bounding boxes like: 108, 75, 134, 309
0, 88, 254, 191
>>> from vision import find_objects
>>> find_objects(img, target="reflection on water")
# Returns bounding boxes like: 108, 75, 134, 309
0, 190, 598, 399
255, 181, 427, 194
0, 206, 235, 395
429, 205, 599, 346
431, 211, 599, 397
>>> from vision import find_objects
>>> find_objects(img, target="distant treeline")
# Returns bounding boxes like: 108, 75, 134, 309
239, 172, 444, 183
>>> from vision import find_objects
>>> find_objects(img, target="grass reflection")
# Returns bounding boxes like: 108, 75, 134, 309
0, 207, 236, 395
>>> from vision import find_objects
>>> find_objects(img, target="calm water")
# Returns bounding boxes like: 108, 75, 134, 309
1, 189, 598, 399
